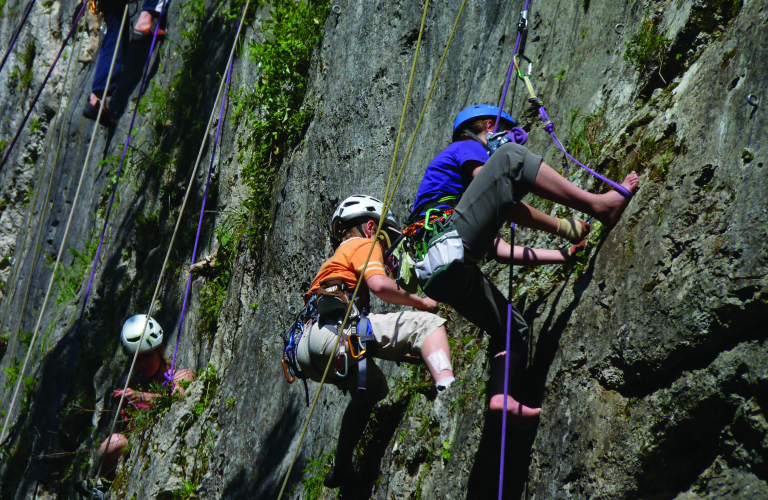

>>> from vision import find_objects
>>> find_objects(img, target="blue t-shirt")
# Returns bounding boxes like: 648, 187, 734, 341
410, 141, 488, 219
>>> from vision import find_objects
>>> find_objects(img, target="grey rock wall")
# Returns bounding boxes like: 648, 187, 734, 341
0, 0, 766, 499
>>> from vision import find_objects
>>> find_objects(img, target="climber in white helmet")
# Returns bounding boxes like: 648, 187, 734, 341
84, 315, 194, 495
295, 195, 455, 489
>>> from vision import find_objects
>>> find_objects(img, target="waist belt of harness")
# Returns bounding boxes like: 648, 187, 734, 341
407, 195, 460, 225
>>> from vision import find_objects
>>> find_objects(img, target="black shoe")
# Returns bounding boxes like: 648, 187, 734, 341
323, 459, 359, 488
83, 100, 117, 128
131, 27, 167, 42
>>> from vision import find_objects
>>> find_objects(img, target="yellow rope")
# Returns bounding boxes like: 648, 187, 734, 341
276, 0, 467, 496
384, 0, 468, 210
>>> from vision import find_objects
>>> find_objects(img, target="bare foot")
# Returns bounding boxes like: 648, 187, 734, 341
489, 394, 542, 430
595, 172, 639, 227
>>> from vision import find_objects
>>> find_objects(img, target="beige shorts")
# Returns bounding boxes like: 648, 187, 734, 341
296, 311, 446, 399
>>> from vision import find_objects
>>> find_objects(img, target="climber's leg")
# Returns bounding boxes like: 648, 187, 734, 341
489, 351, 541, 430
97, 433, 129, 481
419, 325, 455, 388
530, 162, 638, 227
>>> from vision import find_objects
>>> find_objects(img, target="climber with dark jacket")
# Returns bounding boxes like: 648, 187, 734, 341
78, 315, 194, 498
83, 0, 169, 127
297, 195, 455, 488
408, 104, 639, 429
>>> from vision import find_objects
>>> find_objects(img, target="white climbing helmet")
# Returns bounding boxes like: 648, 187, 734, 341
121, 314, 164, 354
330, 195, 398, 239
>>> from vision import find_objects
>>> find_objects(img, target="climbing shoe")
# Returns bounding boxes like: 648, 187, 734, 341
75, 479, 105, 499
323, 458, 360, 489
131, 28, 166, 42
83, 100, 117, 128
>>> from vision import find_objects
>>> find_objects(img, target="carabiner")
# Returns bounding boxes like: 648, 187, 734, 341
281, 358, 296, 384
513, 53, 534, 80
347, 334, 367, 359
423, 208, 440, 231
334, 352, 349, 377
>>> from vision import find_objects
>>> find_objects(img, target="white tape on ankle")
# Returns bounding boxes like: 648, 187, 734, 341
427, 349, 452, 373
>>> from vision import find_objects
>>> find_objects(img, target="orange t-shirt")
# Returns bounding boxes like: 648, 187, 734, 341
305, 238, 387, 302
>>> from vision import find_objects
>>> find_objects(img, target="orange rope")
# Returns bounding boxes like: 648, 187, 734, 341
402, 209, 454, 237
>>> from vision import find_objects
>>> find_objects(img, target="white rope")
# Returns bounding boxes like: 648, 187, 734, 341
93, 1, 250, 482
0, 3, 86, 400
0, 7, 128, 443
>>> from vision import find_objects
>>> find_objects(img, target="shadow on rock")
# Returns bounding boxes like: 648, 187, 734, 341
465, 403, 536, 500
523, 236, 603, 397
340, 398, 409, 499
109, 39, 163, 118
222, 397, 303, 499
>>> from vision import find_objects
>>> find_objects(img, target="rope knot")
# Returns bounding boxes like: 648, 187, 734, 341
544, 122, 554, 133
162, 370, 175, 388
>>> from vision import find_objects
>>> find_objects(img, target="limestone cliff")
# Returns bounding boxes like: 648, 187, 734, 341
0, 0, 766, 499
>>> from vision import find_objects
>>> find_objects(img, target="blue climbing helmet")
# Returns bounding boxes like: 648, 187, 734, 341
452, 104, 516, 141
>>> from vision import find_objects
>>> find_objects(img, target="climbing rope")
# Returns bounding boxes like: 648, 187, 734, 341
0, 11, 96, 442
168, 35, 236, 378
494, 0, 530, 133
26, 8, 128, 498
276, 1, 468, 497
495, 3, 531, 498
494, 1, 631, 198
93, 2, 250, 484
0, 0, 168, 443
0, 0, 89, 175
0, 0, 36, 75
0, 9, 87, 402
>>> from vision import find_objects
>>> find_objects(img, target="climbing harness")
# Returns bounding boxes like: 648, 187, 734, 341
0, 0, 36, 75
282, 278, 377, 404
281, 297, 315, 401
0, 0, 89, 174
94, 2, 251, 487
277, 0, 469, 496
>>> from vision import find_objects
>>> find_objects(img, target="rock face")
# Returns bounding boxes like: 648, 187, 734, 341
0, 0, 766, 499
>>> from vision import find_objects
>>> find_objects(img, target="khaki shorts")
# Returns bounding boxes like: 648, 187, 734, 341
296, 311, 446, 400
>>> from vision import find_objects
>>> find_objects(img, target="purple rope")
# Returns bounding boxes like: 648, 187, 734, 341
0, 0, 87, 175
498, 3, 530, 498
166, 47, 236, 385
508, 127, 527, 145
542, 111, 632, 197
499, 223, 516, 500
0, 0, 36, 75
494, 0, 531, 133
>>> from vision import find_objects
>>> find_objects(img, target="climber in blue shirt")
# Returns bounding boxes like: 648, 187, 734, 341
408, 104, 639, 429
